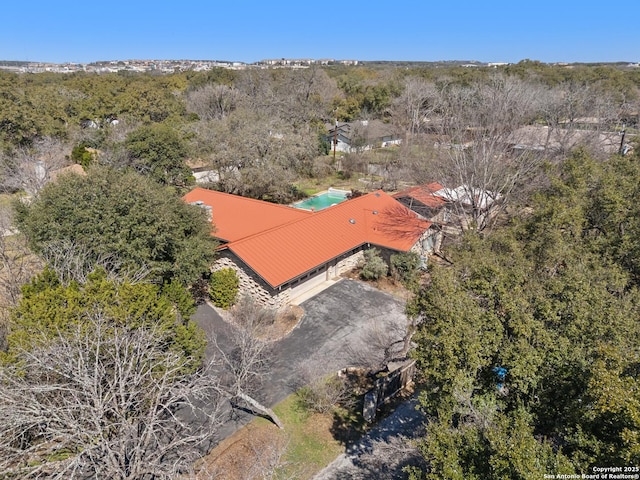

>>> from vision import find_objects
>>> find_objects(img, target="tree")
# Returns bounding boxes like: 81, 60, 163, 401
409, 404, 574, 480
406, 153, 640, 476
70, 142, 98, 168
333, 68, 398, 120
214, 296, 284, 429
15, 166, 216, 287
124, 123, 194, 188
0, 137, 69, 196
5, 267, 206, 370
390, 251, 421, 287
209, 267, 239, 309
0, 312, 225, 479
359, 248, 388, 281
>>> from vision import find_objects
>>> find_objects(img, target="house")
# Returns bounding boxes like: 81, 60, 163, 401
393, 182, 447, 223
507, 125, 620, 157
394, 182, 501, 234
183, 188, 438, 307
433, 185, 501, 231
325, 120, 402, 153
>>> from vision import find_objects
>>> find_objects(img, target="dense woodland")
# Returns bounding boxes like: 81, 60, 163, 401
0, 61, 639, 478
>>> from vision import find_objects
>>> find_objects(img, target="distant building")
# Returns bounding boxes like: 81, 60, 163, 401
325, 120, 402, 153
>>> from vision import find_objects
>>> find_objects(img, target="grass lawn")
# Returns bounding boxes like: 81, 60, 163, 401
196, 394, 350, 479
0, 194, 14, 208
273, 396, 346, 476
196, 382, 418, 479
294, 175, 362, 198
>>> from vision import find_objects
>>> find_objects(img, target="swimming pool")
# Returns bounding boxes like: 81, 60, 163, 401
292, 189, 349, 211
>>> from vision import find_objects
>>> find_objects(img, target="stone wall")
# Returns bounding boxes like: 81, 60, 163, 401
213, 248, 366, 309
410, 227, 443, 256
212, 252, 283, 308
334, 250, 364, 277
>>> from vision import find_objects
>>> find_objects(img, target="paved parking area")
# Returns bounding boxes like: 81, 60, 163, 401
193, 278, 409, 406
264, 278, 408, 405
191, 278, 410, 442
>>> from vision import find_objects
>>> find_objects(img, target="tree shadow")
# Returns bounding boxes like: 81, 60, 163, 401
329, 396, 367, 447
229, 401, 280, 428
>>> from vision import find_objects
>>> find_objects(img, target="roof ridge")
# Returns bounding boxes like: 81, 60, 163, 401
188, 187, 315, 214
224, 190, 386, 248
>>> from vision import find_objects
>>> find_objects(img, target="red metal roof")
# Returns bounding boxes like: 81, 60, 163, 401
184, 188, 431, 288
393, 182, 447, 208
183, 187, 311, 242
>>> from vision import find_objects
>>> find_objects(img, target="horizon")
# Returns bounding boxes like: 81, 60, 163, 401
2, 1, 639, 65
1, 57, 638, 66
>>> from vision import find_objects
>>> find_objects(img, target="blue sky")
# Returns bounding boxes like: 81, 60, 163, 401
2, 1, 638, 64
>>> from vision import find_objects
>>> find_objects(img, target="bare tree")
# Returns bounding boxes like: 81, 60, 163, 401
295, 358, 354, 414
215, 296, 284, 429
195, 109, 314, 201
0, 312, 226, 479
0, 210, 42, 348
0, 137, 68, 197
40, 239, 151, 286
426, 74, 544, 231
243, 433, 291, 480
195, 428, 293, 480
341, 434, 427, 480
390, 76, 439, 139
235, 67, 339, 129
185, 84, 243, 121
344, 319, 410, 375
274, 67, 339, 130
534, 82, 625, 160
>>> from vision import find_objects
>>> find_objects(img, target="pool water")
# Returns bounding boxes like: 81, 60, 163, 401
293, 192, 348, 211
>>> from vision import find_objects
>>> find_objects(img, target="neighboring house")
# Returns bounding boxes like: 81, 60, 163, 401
191, 166, 220, 184
395, 182, 501, 234
507, 125, 620, 157
183, 188, 437, 307
433, 185, 501, 231
393, 182, 447, 223
186, 159, 221, 185
325, 120, 402, 153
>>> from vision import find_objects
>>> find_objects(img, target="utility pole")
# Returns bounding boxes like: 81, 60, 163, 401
333, 118, 338, 162
619, 124, 626, 155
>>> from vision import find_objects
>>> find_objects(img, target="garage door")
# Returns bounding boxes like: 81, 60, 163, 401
287, 269, 328, 301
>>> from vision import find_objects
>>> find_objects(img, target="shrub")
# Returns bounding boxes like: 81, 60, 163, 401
296, 374, 352, 414
71, 143, 97, 169
359, 248, 388, 281
209, 268, 239, 309
390, 251, 421, 286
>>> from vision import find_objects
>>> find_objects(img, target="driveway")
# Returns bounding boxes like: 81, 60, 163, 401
264, 278, 408, 406
192, 278, 410, 437
312, 393, 427, 479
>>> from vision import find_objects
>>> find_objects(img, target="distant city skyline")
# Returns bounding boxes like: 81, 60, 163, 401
2, 1, 639, 65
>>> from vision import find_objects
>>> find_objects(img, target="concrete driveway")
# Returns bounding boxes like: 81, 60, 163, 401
192, 278, 409, 424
